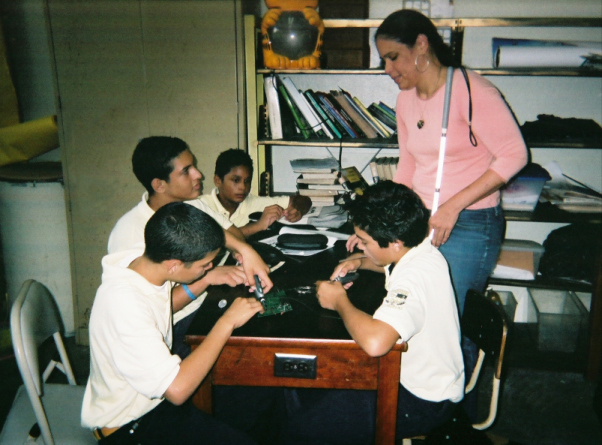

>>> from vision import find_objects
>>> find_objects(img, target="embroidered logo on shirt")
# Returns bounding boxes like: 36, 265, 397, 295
384, 292, 408, 307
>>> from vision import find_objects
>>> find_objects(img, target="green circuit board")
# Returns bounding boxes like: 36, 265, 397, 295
258, 289, 293, 317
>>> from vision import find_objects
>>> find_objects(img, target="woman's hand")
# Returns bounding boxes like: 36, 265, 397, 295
428, 202, 460, 247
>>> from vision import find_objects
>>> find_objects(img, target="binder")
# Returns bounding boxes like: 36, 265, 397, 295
304, 89, 343, 139
279, 76, 332, 139
264, 76, 283, 139
277, 83, 312, 139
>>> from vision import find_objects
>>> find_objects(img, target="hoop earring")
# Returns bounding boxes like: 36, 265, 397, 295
415, 54, 430, 73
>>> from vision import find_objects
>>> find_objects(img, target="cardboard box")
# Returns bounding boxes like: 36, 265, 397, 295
491, 239, 545, 280
530, 289, 588, 353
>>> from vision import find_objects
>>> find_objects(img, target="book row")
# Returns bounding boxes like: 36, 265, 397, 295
369, 157, 399, 182
264, 75, 397, 141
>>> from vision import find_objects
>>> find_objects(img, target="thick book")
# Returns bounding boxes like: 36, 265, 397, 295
340, 91, 386, 138
275, 81, 302, 139
339, 166, 370, 195
331, 90, 378, 138
368, 103, 397, 130
369, 161, 380, 183
375, 157, 389, 180
277, 83, 312, 139
304, 89, 343, 139
298, 183, 345, 191
298, 188, 341, 197
279, 76, 331, 139
264, 76, 283, 139
315, 92, 359, 138
296, 171, 338, 180
385, 157, 398, 179
290, 157, 340, 173
297, 175, 339, 185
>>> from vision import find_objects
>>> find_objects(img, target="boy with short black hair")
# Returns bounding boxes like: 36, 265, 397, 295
284, 181, 464, 443
201, 148, 312, 237
108, 136, 272, 358
82, 202, 263, 444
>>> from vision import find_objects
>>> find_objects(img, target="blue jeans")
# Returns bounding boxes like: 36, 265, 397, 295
437, 204, 504, 420
437, 205, 504, 315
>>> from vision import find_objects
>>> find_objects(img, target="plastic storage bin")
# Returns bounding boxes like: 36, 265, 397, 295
493, 290, 518, 324
530, 289, 588, 353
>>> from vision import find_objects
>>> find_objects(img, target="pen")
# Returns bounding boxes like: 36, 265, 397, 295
253, 275, 266, 309
338, 255, 367, 263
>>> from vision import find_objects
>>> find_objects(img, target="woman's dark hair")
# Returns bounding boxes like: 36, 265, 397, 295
346, 181, 429, 248
215, 148, 254, 180
132, 136, 190, 195
144, 202, 225, 264
375, 9, 456, 67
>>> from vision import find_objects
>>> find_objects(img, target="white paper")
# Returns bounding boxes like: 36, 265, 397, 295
490, 264, 535, 280
495, 43, 602, 68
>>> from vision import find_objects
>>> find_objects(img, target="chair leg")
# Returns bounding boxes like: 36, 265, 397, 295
473, 377, 500, 430
465, 349, 485, 394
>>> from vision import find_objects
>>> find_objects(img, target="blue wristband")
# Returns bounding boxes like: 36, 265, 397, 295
181, 284, 196, 301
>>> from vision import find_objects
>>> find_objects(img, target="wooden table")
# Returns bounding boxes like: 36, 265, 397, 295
186, 240, 407, 445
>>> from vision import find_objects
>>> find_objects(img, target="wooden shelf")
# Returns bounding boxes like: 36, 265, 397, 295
256, 138, 398, 148
321, 17, 602, 29
504, 202, 602, 224
257, 67, 602, 77
488, 276, 593, 293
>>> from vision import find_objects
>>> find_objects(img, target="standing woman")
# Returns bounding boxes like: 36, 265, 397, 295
374, 9, 527, 314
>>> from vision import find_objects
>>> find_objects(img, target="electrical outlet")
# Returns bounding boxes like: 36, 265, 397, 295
274, 353, 317, 379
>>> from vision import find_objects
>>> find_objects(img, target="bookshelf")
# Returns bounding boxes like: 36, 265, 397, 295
244, 14, 602, 379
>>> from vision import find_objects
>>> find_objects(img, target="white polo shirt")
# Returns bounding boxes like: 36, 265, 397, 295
81, 249, 181, 429
373, 238, 465, 403
200, 188, 290, 227
107, 192, 232, 323
108, 192, 233, 255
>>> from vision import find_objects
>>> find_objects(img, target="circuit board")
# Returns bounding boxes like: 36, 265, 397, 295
257, 289, 293, 317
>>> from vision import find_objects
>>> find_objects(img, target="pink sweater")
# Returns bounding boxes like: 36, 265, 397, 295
394, 69, 527, 210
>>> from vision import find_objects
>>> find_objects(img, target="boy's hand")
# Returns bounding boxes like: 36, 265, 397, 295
220, 297, 264, 330
258, 204, 284, 230
316, 280, 348, 311
330, 259, 362, 282
233, 244, 273, 293
284, 195, 312, 222
202, 266, 246, 288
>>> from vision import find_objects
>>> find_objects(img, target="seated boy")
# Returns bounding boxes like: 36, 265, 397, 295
108, 137, 272, 357
200, 148, 312, 237
82, 202, 263, 444
284, 181, 465, 443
